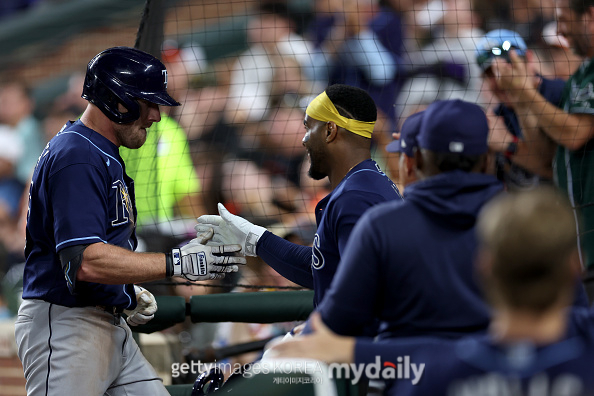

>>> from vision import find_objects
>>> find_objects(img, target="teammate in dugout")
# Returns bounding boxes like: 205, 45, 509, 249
269, 187, 594, 396
15, 47, 246, 395
196, 84, 402, 309
308, 99, 504, 341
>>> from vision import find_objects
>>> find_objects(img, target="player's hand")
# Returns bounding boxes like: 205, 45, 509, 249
265, 312, 356, 364
124, 285, 157, 326
195, 203, 267, 256
168, 237, 246, 281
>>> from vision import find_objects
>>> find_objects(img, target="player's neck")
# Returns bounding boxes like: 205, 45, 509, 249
80, 104, 118, 146
489, 305, 569, 345
329, 156, 369, 190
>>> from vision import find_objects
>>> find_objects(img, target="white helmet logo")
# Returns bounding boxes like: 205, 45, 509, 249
162, 70, 168, 88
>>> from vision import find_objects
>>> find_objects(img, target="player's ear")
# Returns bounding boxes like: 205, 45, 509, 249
326, 121, 338, 143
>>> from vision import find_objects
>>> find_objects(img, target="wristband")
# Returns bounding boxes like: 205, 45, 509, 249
165, 248, 182, 277
504, 136, 519, 159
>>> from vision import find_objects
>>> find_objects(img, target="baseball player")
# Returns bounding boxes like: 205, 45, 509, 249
15, 47, 246, 396
308, 100, 503, 340
269, 187, 594, 396
385, 110, 424, 191
196, 84, 402, 309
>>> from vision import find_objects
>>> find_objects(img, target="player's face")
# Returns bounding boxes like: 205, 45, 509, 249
114, 99, 160, 149
302, 114, 329, 180
556, 0, 593, 58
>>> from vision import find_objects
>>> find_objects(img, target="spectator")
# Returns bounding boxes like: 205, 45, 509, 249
119, 114, 204, 234
269, 187, 594, 396
0, 81, 45, 185
476, 29, 564, 188
225, 0, 320, 125
395, 0, 484, 124
540, 20, 583, 79
323, 0, 400, 133
490, 0, 594, 300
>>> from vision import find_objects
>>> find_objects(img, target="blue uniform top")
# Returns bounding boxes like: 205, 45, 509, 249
22, 120, 137, 310
257, 159, 401, 306
354, 307, 594, 396
317, 171, 503, 338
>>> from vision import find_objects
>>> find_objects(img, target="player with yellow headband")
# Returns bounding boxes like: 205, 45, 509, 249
196, 84, 402, 314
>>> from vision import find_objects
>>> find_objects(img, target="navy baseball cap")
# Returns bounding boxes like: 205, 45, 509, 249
475, 29, 528, 72
417, 99, 488, 156
386, 111, 424, 157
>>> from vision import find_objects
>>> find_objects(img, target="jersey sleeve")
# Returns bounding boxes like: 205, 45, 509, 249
331, 190, 390, 258
257, 231, 314, 289
317, 209, 383, 335
50, 162, 109, 252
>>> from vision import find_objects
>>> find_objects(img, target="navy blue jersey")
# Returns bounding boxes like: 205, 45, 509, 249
354, 308, 594, 396
258, 159, 401, 306
317, 171, 503, 338
22, 120, 137, 310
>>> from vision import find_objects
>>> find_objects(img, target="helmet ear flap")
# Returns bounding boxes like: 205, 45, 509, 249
106, 87, 140, 124
82, 73, 140, 124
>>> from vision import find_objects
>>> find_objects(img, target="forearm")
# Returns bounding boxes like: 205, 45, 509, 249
257, 231, 314, 289
512, 108, 556, 178
77, 242, 167, 284
518, 88, 594, 150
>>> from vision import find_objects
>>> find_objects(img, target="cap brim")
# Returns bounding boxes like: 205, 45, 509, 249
386, 140, 402, 153
144, 91, 181, 107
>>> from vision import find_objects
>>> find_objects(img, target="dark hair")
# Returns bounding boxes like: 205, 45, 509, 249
325, 84, 377, 122
570, 0, 594, 14
259, 1, 290, 17
430, 152, 485, 173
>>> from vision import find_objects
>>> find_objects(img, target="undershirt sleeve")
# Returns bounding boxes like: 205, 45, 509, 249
257, 231, 314, 289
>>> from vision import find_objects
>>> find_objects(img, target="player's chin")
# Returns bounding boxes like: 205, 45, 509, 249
124, 130, 147, 149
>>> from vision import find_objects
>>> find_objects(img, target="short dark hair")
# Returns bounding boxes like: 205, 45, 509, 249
428, 151, 485, 173
570, 0, 594, 14
325, 84, 377, 123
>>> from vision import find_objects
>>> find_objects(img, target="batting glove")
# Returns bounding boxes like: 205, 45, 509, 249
124, 285, 157, 326
166, 236, 246, 281
195, 203, 267, 256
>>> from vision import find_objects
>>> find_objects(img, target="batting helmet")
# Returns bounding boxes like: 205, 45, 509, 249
81, 46, 180, 124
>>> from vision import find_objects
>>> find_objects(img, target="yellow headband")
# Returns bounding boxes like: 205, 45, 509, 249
305, 91, 375, 139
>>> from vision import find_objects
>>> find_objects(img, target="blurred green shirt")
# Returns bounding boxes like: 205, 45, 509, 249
120, 114, 200, 226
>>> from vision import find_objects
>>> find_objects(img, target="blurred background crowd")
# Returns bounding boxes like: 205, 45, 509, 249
0, 0, 584, 386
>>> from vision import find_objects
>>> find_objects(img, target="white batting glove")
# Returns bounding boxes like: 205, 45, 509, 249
124, 285, 157, 326
195, 203, 267, 256
167, 235, 246, 281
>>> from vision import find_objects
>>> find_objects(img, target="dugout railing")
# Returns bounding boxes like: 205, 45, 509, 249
131, 291, 364, 396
